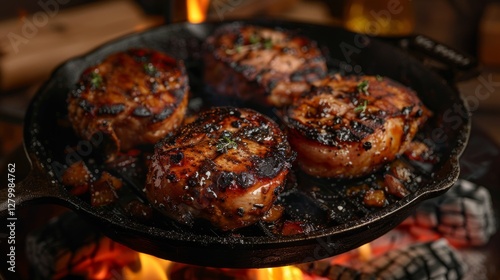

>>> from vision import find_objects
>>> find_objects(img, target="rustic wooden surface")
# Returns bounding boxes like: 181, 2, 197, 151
0, 0, 162, 91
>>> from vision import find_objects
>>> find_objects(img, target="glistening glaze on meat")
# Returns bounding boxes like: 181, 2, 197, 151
285, 75, 431, 178
204, 24, 327, 107
145, 107, 295, 231
67, 49, 189, 159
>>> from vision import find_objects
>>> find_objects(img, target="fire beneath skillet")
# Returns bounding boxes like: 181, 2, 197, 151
25, 179, 496, 280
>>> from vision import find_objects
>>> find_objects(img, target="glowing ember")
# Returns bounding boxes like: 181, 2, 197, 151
403, 179, 497, 247
362, 239, 466, 279
51, 238, 140, 279
187, 0, 209, 23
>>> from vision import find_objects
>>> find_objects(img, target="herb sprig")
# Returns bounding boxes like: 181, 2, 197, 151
90, 72, 103, 88
354, 100, 369, 113
262, 38, 273, 49
225, 34, 274, 54
144, 63, 158, 76
216, 133, 238, 153
357, 80, 369, 95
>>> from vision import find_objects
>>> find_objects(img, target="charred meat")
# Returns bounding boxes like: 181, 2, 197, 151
145, 107, 295, 231
67, 49, 189, 159
285, 75, 431, 178
203, 24, 327, 107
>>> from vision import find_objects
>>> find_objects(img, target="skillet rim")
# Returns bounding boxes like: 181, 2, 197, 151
22, 19, 471, 251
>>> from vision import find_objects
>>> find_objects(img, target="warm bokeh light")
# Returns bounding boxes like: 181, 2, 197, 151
17, 8, 28, 21
343, 0, 415, 36
187, 0, 209, 23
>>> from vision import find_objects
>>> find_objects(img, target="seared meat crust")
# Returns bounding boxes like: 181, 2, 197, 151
67, 49, 189, 158
145, 107, 294, 231
204, 24, 327, 107
285, 75, 431, 178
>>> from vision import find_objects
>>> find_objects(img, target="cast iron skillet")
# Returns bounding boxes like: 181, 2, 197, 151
0, 20, 471, 268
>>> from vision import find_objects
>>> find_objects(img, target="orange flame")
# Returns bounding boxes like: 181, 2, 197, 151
358, 243, 372, 262
121, 253, 305, 280
255, 266, 305, 280
59, 238, 140, 280
187, 0, 209, 23
122, 253, 171, 279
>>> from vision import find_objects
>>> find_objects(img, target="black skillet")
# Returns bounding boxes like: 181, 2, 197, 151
0, 20, 472, 268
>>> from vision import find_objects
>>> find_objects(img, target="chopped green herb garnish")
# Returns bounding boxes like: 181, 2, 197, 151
216, 134, 238, 153
143, 63, 158, 76
225, 36, 273, 54
376, 75, 384, 81
225, 45, 242, 54
90, 72, 102, 88
354, 100, 368, 113
249, 34, 260, 44
357, 80, 369, 95
263, 38, 273, 49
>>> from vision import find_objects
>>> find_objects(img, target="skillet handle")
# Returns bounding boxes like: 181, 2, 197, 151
381, 34, 480, 82
0, 167, 62, 218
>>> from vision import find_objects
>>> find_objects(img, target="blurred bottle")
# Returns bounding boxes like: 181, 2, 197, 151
343, 0, 415, 36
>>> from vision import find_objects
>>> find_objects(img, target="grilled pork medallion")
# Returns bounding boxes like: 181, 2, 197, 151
204, 24, 327, 107
285, 75, 431, 178
145, 107, 294, 231
67, 49, 189, 158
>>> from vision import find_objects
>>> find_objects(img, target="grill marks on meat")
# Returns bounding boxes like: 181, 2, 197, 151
285, 75, 431, 178
204, 24, 327, 107
67, 49, 189, 158
145, 107, 295, 231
